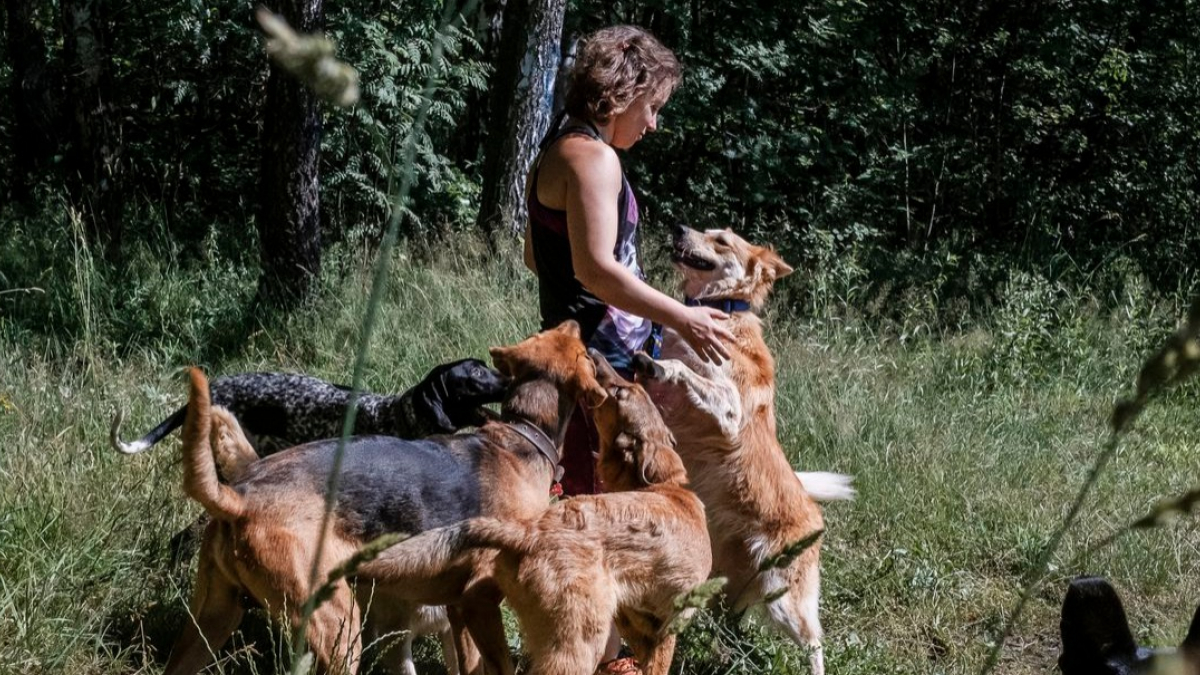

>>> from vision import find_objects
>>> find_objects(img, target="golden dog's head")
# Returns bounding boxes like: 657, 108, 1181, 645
587, 349, 685, 491
489, 320, 606, 407
670, 224, 794, 310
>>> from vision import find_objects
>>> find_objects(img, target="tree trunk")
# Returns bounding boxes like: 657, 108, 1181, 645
256, 0, 324, 309
475, 0, 566, 240
60, 0, 123, 252
5, 0, 60, 207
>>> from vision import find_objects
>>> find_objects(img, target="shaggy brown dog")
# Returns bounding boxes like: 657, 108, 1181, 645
364, 350, 710, 675
164, 321, 604, 675
637, 224, 853, 675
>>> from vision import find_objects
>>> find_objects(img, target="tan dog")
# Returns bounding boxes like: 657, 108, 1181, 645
637, 224, 853, 675
364, 350, 710, 675
203, 405, 458, 675
164, 321, 605, 675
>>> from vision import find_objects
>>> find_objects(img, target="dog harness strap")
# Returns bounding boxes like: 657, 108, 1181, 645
684, 297, 753, 313
504, 420, 564, 481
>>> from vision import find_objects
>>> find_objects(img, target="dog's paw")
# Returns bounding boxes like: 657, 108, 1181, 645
631, 352, 666, 381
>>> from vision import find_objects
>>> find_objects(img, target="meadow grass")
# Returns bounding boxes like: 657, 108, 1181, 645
3, 230, 1200, 675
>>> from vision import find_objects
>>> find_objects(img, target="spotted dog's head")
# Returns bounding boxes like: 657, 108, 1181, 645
1060, 576, 1200, 674
423, 358, 511, 429
670, 223, 793, 310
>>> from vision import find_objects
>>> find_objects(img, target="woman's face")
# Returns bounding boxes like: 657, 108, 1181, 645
608, 92, 665, 150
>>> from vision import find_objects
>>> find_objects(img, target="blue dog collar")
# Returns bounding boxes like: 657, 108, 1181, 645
685, 297, 753, 313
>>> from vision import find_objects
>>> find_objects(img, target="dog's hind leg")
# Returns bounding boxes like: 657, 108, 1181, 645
620, 628, 676, 675
446, 605, 482, 675
458, 594, 513, 675
163, 551, 245, 675
305, 581, 363, 675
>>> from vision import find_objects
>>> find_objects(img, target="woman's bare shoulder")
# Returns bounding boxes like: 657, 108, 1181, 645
539, 135, 621, 208
547, 134, 614, 172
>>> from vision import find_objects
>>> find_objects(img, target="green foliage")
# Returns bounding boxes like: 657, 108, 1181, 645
323, 3, 490, 240
572, 0, 1200, 307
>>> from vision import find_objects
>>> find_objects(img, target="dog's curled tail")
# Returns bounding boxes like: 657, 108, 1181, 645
795, 472, 856, 502
182, 368, 245, 521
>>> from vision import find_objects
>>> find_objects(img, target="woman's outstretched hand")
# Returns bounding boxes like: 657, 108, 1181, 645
676, 305, 735, 364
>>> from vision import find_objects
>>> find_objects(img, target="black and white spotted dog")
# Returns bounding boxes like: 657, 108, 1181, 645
110, 358, 510, 457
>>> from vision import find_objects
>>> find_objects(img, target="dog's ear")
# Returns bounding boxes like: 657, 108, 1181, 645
489, 346, 518, 378
577, 350, 608, 408
1059, 576, 1138, 675
553, 319, 582, 339
426, 398, 457, 432
756, 247, 794, 281
635, 428, 683, 486
589, 348, 625, 390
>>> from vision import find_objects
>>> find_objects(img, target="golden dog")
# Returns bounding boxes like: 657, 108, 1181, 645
164, 321, 604, 675
637, 224, 853, 675
364, 350, 710, 675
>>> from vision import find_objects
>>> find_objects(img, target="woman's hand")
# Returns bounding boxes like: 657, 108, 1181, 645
675, 305, 735, 364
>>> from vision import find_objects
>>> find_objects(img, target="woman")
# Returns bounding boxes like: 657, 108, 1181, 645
523, 25, 733, 674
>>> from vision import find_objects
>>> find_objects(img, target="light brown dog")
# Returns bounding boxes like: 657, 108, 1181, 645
164, 321, 605, 675
637, 224, 853, 675
364, 350, 710, 675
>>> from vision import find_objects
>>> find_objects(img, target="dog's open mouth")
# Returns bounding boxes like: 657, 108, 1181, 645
671, 247, 717, 271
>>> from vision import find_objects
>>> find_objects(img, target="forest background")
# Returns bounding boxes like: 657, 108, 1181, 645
2, 0, 1200, 673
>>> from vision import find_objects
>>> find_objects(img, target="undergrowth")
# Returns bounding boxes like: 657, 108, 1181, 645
3, 203, 1200, 674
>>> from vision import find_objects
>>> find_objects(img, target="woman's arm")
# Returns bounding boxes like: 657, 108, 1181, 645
561, 141, 734, 363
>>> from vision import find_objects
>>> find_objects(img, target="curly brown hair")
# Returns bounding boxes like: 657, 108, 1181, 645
564, 25, 681, 125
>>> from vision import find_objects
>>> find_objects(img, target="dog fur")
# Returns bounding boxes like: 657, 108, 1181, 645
636, 224, 852, 675
163, 321, 604, 675
203, 404, 458, 675
364, 350, 711, 675
111, 358, 509, 457
1060, 576, 1200, 675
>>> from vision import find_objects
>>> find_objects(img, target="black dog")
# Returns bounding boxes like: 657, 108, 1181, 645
1060, 576, 1200, 674
111, 358, 509, 456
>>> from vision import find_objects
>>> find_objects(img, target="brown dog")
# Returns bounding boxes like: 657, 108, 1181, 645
201, 405, 458, 675
364, 350, 711, 675
164, 321, 605, 675
637, 224, 853, 675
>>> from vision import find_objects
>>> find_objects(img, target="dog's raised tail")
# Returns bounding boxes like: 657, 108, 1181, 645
182, 368, 245, 521
795, 472, 856, 502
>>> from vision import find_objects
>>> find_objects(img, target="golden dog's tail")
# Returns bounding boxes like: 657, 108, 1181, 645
181, 367, 245, 521
462, 517, 533, 554
361, 517, 534, 584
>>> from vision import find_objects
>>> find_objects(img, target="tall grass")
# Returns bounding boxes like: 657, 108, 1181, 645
3, 213, 1200, 673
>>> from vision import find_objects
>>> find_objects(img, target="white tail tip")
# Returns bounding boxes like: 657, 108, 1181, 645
109, 410, 151, 454
795, 472, 855, 502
